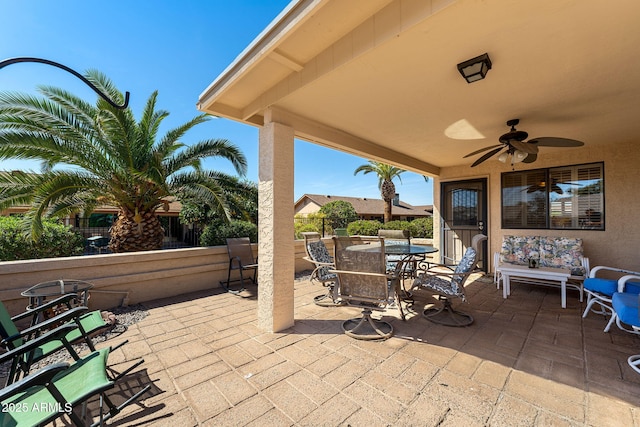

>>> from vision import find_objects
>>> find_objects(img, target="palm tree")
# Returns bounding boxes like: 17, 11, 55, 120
0, 70, 249, 252
354, 161, 406, 223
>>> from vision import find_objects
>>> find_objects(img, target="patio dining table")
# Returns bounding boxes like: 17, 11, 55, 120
21, 279, 93, 324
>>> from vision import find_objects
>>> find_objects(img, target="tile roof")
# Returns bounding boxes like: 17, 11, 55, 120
295, 194, 432, 217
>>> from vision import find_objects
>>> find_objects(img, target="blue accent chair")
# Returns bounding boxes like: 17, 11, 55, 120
582, 266, 640, 332
611, 275, 640, 374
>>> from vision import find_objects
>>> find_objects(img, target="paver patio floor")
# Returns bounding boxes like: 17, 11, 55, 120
85, 273, 640, 426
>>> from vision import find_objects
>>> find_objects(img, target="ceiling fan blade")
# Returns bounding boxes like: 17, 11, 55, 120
510, 140, 539, 154
463, 144, 503, 158
471, 146, 504, 167
522, 153, 537, 163
529, 137, 584, 147
556, 181, 583, 186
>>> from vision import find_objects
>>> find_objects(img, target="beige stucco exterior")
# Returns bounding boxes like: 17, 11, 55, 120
0, 241, 315, 318
434, 140, 640, 273
295, 199, 321, 216
197, 0, 640, 331
257, 118, 296, 331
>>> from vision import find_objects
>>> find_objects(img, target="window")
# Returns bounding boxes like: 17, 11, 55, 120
88, 213, 116, 227
501, 162, 604, 230
450, 188, 480, 226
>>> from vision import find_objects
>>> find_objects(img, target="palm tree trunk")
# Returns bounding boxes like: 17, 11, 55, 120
381, 179, 396, 223
384, 200, 392, 223
109, 209, 165, 252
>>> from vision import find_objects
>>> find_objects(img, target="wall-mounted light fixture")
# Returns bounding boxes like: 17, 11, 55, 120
457, 53, 492, 83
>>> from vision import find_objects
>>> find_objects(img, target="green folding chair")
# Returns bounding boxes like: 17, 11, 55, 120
0, 294, 118, 385
0, 323, 150, 426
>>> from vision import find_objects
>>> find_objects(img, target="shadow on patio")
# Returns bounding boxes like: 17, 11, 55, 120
89, 273, 640, 425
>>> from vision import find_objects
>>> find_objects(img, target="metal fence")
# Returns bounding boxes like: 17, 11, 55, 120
293, 216, 353, 237
75, 217, 202, 254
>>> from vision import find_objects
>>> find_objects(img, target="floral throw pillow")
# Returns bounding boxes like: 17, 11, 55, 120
499, 235, 539, 265
538, 236, 585, 276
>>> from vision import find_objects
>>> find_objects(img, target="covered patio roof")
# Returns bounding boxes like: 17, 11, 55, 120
197, 0, 640, 175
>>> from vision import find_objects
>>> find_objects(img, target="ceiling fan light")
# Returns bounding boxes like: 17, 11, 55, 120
498, 152, 509, 163
513, 150, 527, 163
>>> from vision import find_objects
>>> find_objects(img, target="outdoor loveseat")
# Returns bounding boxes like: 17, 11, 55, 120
494, 235, 590, 300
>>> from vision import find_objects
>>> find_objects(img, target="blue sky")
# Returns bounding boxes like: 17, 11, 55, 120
0, 0, 433, 206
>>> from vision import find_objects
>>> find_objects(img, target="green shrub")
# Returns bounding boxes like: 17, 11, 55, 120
346, 220, 382, 236
200, 220, 258, 246
0, 217, 84, 261
294, 212, 326, 239
410, 217, 433, 238
319, 201, 357, 230
295, 223, 321, 240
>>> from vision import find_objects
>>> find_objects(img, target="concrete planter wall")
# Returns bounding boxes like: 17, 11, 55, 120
1, 241, 315, 314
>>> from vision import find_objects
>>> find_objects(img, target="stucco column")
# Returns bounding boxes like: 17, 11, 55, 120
257, 118, 295, 332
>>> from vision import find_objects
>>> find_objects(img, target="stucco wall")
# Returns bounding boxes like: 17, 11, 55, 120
295, 200, 322, 216
434, 140, 640, 272
1, 240, 316, 315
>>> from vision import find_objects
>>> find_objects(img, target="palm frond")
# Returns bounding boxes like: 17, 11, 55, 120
165, 139, 247, 176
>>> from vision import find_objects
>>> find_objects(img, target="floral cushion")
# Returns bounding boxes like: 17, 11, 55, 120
413, 248, 476, 301
416, 275, 463, 298
307, 241, 336, 281
499, 235, 585, 276
538, 236, 585, 276
499, 235, 539, 265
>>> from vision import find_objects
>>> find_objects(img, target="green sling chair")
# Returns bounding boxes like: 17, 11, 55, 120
0, 323, 150, 426
0, 294, 119, 385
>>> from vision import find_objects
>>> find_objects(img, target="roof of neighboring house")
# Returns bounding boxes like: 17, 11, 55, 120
2, 200, 183, 216
295, 194, 432, 217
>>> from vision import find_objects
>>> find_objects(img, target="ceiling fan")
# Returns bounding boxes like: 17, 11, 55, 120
464, 119, 584, 167
523, 178, 583, 194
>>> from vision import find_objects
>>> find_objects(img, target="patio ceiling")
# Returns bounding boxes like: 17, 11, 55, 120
197, 0, 640, 176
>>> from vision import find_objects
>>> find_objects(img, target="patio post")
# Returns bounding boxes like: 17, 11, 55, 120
257, 112, 295, 332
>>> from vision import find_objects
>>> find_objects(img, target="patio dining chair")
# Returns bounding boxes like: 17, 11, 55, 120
220, 237, 258, 294
331, 236, 402, 340
301, 232, 339, 306
0, 323, 150, 426
0, 294, 119, 385
411, 246, 478, 326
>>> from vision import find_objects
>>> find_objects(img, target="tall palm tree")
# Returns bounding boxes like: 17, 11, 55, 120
0, 70, 249, 252
354, 161, 406, 223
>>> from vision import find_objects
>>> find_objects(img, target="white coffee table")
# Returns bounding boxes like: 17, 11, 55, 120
498, 263, 572, 308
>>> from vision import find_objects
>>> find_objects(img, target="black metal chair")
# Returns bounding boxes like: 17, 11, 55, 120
220, 237, 258, 294
411, 246, 478, 326
301, 232, 339, 306
0, 294, 119, 385
0, 323, 150, 426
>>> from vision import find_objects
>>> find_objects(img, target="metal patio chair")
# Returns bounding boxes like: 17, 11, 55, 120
0, 323, 150, 426
0, 294, 119, 385
301, 232, 339, 306
610, 275, 640, 374
582, 265, 640, 332
411, 246, 478, 326
331, 236, 402, 340
220, 237, 258, 294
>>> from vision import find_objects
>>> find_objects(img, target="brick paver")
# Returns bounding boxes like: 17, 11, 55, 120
48, 273, 640, 425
